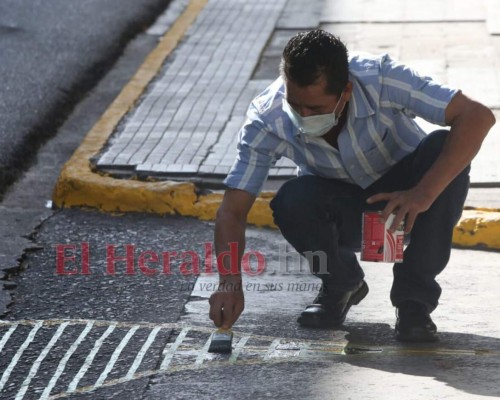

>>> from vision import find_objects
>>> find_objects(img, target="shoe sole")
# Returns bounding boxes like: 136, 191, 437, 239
297, 281, 369, 328
395, 329, 439, 343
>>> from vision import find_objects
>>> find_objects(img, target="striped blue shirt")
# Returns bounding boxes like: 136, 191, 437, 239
224, 53, 459, 196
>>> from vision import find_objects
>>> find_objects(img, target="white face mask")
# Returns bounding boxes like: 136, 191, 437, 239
282, 92, 344, 137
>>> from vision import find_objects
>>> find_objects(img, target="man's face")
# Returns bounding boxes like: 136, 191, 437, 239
284, 76, 350, 117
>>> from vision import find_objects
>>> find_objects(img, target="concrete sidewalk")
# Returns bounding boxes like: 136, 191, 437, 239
52, 0, 500, 249
142, 226, 500, 400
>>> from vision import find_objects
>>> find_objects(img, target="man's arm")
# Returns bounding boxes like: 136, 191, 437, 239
208, 188, 256, 329
367, 92, 496, 232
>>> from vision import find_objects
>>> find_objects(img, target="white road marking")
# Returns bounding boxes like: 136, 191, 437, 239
66, 324, 116, 393
0, 319, 183, 331
94, 325, 140, 387
264, 339, 282, 360
229, 335, 251, 363
0, 323, 18, 353
40, 321, 94, 400
125, 326, 161, 379
0, 320, 43, 391
159, 327, 190, 371
299, 343, 310, 358
15, 322, 69, 400
194, 336, 212, 367
1, 319, 495, 399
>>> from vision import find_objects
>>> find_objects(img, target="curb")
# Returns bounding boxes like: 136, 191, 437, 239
52, 0, 274, 228
52, 0, 500, 251
454, 208, 500, 251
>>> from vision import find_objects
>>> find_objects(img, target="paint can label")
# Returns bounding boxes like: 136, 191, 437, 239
361, 211, 404, 263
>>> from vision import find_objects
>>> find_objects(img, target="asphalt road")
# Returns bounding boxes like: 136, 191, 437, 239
0, 0, 181, 311
1, 211, 213, 399
4, 208, 500, 399
0, 4, 212, 396
0, 0, 171, 197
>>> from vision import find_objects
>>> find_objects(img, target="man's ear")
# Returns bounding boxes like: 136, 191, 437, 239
344, 81, 354, 102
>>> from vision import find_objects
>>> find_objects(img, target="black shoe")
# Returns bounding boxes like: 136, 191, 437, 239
395, 300, 438, 342
297, 280, 369, 328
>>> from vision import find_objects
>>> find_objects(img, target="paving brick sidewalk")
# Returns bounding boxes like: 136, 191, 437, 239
94, 0, 500, 188
95, 0, 317, 187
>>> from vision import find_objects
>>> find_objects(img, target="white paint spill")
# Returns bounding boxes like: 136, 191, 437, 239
264, 339, 282, 360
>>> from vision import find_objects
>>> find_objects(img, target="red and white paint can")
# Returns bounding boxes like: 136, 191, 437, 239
361, 211, 404, 263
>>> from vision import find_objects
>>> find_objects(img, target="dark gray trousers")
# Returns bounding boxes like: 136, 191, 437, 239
270, 130, 470, 311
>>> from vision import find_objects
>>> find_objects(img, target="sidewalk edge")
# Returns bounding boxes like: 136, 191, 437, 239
51, 0, 274, 227
52, 0, 208, 217
453, 209, 500, 251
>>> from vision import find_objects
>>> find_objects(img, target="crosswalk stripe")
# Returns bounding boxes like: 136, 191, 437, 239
126, 326, 162, 379
40, 321, 94, 399
159, 327, 190, 371
2, 318, 498, 399
229, 335, 251, 363
15, 322, 69, 400
94, 325, 140, 387
66, 324, 116, 393
0, 323, 18, 353
0, 321, 43, 392
194, 336, 212, 367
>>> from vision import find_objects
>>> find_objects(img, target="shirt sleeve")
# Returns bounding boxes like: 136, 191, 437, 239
380, 54, 460, 126
223, 103, 277, 196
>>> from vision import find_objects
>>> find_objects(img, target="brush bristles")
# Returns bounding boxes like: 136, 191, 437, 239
208, 329, 233, 353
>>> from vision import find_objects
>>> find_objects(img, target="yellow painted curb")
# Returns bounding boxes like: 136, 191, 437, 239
51, 0, 205, 217
453, 209, 500, 250
52, 0, 277, 228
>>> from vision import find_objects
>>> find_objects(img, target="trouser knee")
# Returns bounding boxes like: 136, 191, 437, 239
413, 129, 448, 173
270, 176, 324, 225
413, 129, 471, 187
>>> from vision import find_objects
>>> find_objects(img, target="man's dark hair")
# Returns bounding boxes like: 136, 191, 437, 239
280, 29, 349, 95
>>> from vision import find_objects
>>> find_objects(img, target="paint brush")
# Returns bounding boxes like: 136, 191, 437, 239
207, 328, 233, 353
